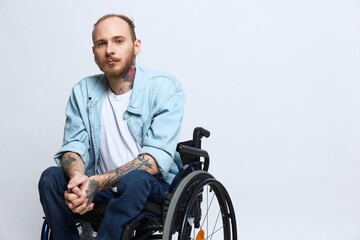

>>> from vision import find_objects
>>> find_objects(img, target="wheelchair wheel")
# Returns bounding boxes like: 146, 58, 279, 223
162, 171, 237, 240
41, 220, 52, 240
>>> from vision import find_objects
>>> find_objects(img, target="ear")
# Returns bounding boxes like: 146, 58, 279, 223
134, 39, 142, 56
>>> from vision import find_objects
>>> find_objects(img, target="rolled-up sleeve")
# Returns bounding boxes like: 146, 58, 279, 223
54, 86, 90, 166
139, 79, 185, 182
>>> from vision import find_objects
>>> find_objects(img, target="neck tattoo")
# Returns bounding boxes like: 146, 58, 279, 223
123, 65, 136, 91
111, 66, 136, 95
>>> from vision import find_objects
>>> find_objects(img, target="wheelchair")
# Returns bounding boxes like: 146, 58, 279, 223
41, 127, 237, 239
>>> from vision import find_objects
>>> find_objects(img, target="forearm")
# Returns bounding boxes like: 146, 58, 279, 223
60, 152, 85, 179
62, 152, 96, 215
91, 154, 160, 190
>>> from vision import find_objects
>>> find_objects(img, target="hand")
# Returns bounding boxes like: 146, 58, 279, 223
64, 174, 98, 215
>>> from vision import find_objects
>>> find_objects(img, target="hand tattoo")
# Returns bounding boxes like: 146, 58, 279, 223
86, 179, 99, 205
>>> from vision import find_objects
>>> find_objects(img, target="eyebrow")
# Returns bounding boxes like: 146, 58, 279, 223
113, 35, 126, 40
94, 35, 126, 44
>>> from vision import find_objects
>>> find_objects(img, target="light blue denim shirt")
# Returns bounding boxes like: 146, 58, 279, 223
54, 66, 185, 184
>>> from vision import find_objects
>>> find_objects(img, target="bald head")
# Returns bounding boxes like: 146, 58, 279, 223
92, 14, 137, 43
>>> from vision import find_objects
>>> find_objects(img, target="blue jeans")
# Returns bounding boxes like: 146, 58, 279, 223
38, 167, 169, 240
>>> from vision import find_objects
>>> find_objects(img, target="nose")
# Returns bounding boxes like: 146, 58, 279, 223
105, 42, 115, 55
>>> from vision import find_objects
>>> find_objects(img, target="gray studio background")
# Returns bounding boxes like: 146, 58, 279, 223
1, 0, 360, 239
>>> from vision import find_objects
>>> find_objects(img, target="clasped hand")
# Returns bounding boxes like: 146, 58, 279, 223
64, 174, 97, 215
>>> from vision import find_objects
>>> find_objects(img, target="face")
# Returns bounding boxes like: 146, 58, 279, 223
92, 17, 141, 80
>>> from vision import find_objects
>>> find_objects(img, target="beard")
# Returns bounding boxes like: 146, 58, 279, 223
95, 51, 135, 79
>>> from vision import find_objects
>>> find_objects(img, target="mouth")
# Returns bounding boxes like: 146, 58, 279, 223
107, 58, 120, 65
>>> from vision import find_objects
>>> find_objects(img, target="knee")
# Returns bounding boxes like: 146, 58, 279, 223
38, 166, 66, 193
117, 170, 152, 192
123, 170, 152, 184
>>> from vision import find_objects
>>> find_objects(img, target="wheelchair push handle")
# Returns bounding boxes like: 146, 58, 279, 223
193, 127, 210, 149
193, 127, 210, 141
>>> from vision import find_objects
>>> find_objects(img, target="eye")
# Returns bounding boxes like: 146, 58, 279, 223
95, 41, 107, 48
115, 39, 123, 45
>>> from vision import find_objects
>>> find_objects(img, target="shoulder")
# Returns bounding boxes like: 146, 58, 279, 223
136, 66, 183, 93
70, 74, 107, 98
73, 74, 106, 90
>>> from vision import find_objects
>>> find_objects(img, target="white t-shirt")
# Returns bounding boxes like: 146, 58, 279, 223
97, 87, 140, 175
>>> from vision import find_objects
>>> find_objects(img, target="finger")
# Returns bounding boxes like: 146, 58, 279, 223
65, 192, 87, 210
70, 186, 82, 198
73, 201, 90, 214
68, 175, 88, 189
64, 191, 81, 202
78, 203, 94, 215
68, 200, 85, 213
70, 195, 87, 208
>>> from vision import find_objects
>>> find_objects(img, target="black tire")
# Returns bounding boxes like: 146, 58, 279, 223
162, 171, 237, 240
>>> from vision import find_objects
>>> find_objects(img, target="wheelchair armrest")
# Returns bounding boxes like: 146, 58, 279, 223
167, 161, 203, 194
167, 144, 210, 195
176, 144, 210, 171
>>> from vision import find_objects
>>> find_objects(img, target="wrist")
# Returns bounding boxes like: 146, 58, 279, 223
69, 170, 83, 180
89, 175, 101, 190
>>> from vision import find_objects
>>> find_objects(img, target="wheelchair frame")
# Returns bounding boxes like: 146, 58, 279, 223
41, 127, 237, 240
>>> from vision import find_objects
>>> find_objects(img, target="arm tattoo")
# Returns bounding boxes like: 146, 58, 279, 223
102, 155, 153, 189
86, 179, 99, 205
61, 156, 76, 177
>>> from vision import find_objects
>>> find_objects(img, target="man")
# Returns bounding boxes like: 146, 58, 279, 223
39, 14, 185, 239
